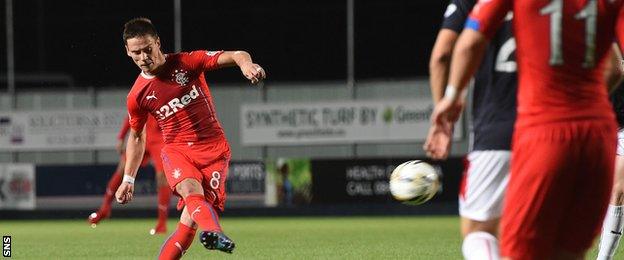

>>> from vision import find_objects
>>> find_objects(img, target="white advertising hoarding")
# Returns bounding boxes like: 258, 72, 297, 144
241, 99, 463, 145
0, 109, 125, 151
0, 164, 36, 210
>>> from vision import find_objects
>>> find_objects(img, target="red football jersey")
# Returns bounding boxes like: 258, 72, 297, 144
468, 0, 623, 129
126, 50, 226, 144
118, 115, 163, 146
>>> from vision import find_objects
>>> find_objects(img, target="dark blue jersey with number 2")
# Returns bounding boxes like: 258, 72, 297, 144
441, 0, 517, 150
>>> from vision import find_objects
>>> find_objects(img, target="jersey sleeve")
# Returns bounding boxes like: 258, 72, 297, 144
465, 0, 511, 39
188, 50, 224, 72
441, 0, 475, 33
117, 115, 130, 140
126, 93, 148, 133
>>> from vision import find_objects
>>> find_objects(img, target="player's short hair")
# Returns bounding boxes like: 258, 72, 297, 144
123, 17, 159, 44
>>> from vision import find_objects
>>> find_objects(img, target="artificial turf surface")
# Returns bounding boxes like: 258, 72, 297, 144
2, 216, 621, 259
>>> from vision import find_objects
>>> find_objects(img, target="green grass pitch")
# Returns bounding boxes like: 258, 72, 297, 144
2, 216, 622, 259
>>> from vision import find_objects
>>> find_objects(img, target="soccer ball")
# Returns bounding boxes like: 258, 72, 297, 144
389, 160, 440, 205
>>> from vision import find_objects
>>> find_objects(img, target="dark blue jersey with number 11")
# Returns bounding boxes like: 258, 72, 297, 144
441, 0, 517, 150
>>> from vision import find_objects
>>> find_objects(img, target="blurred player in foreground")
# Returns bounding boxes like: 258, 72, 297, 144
425, 0, 624, 259
115, 17, 265, 258
88, 115, 171, 235
426, 0, 516, 258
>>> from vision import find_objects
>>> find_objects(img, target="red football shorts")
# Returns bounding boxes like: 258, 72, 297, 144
501, 120, 616, 259
160, 138, 231, 213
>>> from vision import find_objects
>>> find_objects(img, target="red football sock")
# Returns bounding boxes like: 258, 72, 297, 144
99, 172, 122, 212
157, 186, 172, 228
184, 194, 222, 232
158, 222, 197, 260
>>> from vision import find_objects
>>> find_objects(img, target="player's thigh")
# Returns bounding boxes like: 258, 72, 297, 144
199, 156, 230, 213
501, 138, 578, 259
160, 146, 203, 192
459, 150, 510, 223
557, 137, 614, 253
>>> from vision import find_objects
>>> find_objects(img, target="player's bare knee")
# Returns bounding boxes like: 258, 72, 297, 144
175, 178, 203, 197
462, 218, 499, 237
612, 187, 624, 205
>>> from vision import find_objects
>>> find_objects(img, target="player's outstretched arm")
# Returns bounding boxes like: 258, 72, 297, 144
436, 29, 488, 124
217, 51, 266, 84
115, 127, 146, 204
424, 29, 487, 160
429, 29, 460, 105
446, 29, 487, 108
424, 29, 460, 160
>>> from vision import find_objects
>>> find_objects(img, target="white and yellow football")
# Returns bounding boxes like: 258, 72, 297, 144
389, 160, 440, 205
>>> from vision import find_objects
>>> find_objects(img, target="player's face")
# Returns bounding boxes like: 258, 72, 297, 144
125, 35, 164, 74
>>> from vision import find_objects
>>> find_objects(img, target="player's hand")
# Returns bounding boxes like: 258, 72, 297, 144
240, 62, 266, 84
423, 98, 463, 160
423, 120, 453, 160
115, 182, 134, 204
115, 140, 125, 155
432, 96, 464, 124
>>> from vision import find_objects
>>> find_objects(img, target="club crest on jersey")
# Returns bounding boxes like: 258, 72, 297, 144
171, 69, 189, 87
155, 85, 200, 119
172, 168, 182, 179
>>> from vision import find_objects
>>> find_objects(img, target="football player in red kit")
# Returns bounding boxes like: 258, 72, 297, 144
88, 115, 171, 235
115, 17, 265, 259
425, 0, 624, 259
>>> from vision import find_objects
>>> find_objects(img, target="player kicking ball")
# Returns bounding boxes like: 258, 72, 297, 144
115, 17, 266, 258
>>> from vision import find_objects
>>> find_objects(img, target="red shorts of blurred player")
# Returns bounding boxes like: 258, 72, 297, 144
160, 138, 230, 213
501, 120, 616, 259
